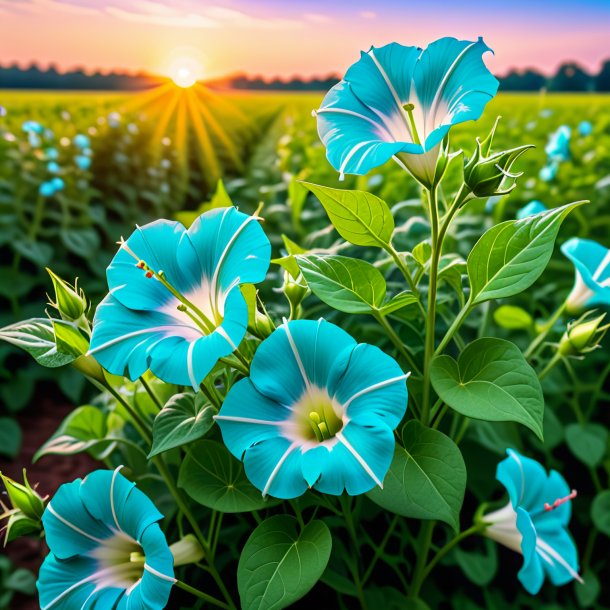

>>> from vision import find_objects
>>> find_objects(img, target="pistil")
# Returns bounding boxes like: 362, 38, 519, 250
403, 103, 422, 146
544, 489, 577, 512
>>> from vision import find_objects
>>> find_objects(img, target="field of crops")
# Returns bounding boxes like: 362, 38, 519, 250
1, 84, 610, 609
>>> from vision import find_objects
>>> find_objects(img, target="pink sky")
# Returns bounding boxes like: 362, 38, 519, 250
0, 0, 609, 79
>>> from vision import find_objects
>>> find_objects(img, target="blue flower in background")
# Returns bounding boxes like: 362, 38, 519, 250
483, 450, 581, 595
75, 154, 92, 170
315, 37, 498, 180
517, 200, 547, 220
45, 147, 59, 160
89, 208, 270, 390
73, 133, 90, 149
539, 162, 558, 182
47, 161, 60, 174
0, 106, 6, 117
216, 319, 409, 499
545, 125, 571, 162
22, 120, 43, 134
561, 238, 610, 313
28, 132, 42, 149
38, 467, 174, 610
578, 121, 593, 137
51, 177, 65, 192
40, 181, 59, 197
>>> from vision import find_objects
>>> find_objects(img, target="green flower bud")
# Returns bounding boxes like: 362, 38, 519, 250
558, 311, 610, 356
46, 268, 89, 326
464, 117, 533, 198
1, 470, 45, 522
169, 534, 205, 566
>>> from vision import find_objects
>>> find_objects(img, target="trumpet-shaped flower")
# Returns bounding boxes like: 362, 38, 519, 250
561, 238, 610, 313
73, 134, 91, 149
89, 208, 270, 390
37, 467, 175, 610
545, 125, 571, 162
216, 319, 409, 499
314, 37, 498, 181
578, 121, 593, 137
516, 200, 547, 220
483, 450, 581, 595
75, 154, 92, 170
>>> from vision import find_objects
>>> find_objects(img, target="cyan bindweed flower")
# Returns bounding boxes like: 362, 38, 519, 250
51, 177, 65, 192
483, 449, 581, 595
545, 125, 571, 162
37, 467, 175, 609
578, 121, 593, 137
22, 120, 43, 134
216, 319, 409, 499
45, 147, 59, 160
47, 161, 60, 174
73, 133, 91, 149
539, 162, 558, 182
516, 200, 547, 219
28, 132, 42, 149
75, 154, 92, 170
561, 238, 610, 313
39, 181, 58, 198
89, 208, 270, 390
314, 37, 498, 184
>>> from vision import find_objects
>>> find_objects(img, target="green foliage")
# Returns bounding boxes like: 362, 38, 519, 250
237, 515, 332, 610
431, 338, 544, 439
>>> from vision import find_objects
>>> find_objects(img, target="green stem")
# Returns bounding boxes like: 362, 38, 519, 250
199, 381, 222, 409
435, 298, 473, 356
175, 579, 230, 609
420, 523, 484, 583
373, 311, 421, 376
384, 243, 425, 313
219, 356, 250, 377
410, 520, 435, 597
362, 514, 399, 584
421, 186, 439, 425
340, 496, 367, 610
104, 383, 152, 446
538, 352, 562, 381
139, 376, 164, 411
524, 302, 566, 359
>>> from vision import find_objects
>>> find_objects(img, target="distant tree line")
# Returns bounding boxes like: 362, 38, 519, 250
1, 60, 610, 92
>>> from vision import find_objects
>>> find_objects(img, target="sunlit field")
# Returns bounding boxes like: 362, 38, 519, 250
2, 85, 610, 609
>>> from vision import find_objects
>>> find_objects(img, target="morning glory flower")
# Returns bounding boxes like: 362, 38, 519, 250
314, 37, 498, 183
89, 208, 271, 390
22, 120, 43, 134
215, 319, 409, 499
578, 121, 593, 137
561, 238, 610, 313
45, 147, 59, 160
37, 467, 174, 610
539, 162, 558, 182
47, 161, 60, 174
73, 133, 91, 149
545, 125, 571, 162
39, 181, 57, 197
51, 177, 65, 192
75, 155, 92, 170
483, 449, 581, 595
516, 200, 547, 219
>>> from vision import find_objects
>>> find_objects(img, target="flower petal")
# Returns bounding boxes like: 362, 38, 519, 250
79, 469, 164, 543
516, 507, 545, 595
496, 449, 549, 512
136, 524, 175, 610
42, 479, 112, 560
412, 37, 498, 150
335, 343, 408, 428
242, 436, 307, 499
561, 238, 610, 307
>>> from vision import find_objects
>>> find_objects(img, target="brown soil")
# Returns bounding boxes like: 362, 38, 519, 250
0, 396, 97, 610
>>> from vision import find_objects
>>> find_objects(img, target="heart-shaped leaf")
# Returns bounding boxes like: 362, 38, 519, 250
566, 423, 608, 467
467, 201, 586, 304
367, 420, 466, 531
430, 338, 544, 439
237, 515, 332, 610
149, 392, 216, 457
302, 182, 394, 247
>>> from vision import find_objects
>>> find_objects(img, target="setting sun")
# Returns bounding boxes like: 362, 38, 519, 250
164, 50, 204, 88
172, 66, 197, 88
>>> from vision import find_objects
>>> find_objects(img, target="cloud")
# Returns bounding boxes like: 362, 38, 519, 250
360, 11, 377, 19
303, 13, 332, 24
0, 0, 100, 15
104, 3, 303, 30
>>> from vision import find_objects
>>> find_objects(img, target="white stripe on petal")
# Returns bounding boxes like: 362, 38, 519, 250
87, 326, 175, 355
46, 503, 107, 544
336, 431, 383, 488
342, 373, 410, 411
214, 415, 284, 426
282, 323, 311, 390
536, 538, 583, 583
262, 441, 300, 497
187, 340, 197, 389
508, 450, 526, 505
216, 326, 238, 351
316, 107, 394, 140
144, 563, 177, 583
592, 250, 610, 281
110, 466, 124, 533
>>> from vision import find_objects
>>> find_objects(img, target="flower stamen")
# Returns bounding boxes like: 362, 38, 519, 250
402, 103, 422, 146
544, 489, 577, 512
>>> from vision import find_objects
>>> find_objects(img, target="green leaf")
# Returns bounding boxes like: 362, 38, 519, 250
301, 182, 394, 247
0, 318, 75, 368
467, 201, 586, 304
591, 490, 610, 537
0, 418, 22, 459
60, 228, 101, 258
149, 393, 215, 457
4, 568, 36, 595
575, 569, 600, 608
430, 338, 544, 439
237, 515, 332, 610
53, 319, 89, 357
34, 405, 120, 462
493, 305, 533, 330
367, 421, 466, 531
379, 291, 418, 315
565, 423, 608, 467
454, 539, 498, 586
296, 254, 386, 313
178, 440, 275, 513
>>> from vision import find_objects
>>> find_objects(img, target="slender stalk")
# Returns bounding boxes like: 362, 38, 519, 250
524, 302, 566, 359
435, 298, 473, 357
410, 521, 435, 597
340, 496, 367, 610
175, 579, 230, 609
538, 352, 562, 381
219, 356, 250, 377
384, 243, 425, 316
420, 523, 484, 583
373, 311, 421, 376
104, 383, 152, 446
139, 376, 164, 411
362, 514, 400, 584
199, 381, 222, 409
421, 186, 439, 425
